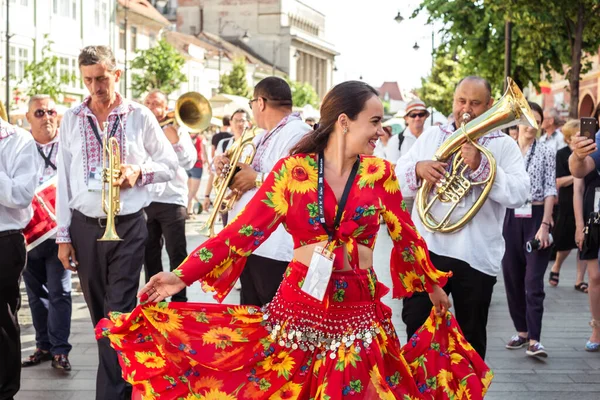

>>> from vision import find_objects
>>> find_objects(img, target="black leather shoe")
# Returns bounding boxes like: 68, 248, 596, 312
51, 354, 71, 371
21, 349, 52, 367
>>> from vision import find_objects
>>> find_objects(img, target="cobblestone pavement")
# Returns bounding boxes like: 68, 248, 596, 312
16, 213, 600, 399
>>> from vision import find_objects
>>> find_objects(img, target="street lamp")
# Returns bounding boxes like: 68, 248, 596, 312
242, 31, 250, 44
394, 11, 404, 24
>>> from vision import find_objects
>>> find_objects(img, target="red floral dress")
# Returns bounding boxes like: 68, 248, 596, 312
97, 154, 493, 399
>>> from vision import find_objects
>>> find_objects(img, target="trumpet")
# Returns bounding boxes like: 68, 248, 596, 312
198, 128, 258, 237
98, 121, 123, 242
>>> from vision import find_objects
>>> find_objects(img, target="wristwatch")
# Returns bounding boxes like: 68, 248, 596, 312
255, 172, 264, 188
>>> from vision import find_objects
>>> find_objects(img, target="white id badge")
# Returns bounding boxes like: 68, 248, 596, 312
87, 165, 103, 192
594, 188, 600, 213
514, 200, 532, 218
301, 246, 335, 302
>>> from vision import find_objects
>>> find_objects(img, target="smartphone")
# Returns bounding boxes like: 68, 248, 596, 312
581, 117, 598, 141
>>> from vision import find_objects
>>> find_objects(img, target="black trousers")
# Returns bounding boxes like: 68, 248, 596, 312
70, 210, 147, 400
0, 232, 26, 400
144, 202, 187, 302
240, 254, 288, 307
502, 207, 550, 341
401, 251, 497, 360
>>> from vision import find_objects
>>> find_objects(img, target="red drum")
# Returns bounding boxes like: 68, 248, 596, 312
24, 177, 57, 251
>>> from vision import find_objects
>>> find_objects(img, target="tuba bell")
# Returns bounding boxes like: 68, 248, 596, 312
415, 77, 537, 233
197, 127, 259, 237
160, 92, 213, 133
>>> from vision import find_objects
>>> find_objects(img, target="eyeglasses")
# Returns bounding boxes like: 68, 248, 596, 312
33, 109, 57, 118
407, 112, 427, 119
249, 97, 270, 108
232, 118, 247, 124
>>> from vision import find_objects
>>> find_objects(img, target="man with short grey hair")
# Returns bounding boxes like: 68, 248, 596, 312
540, 107, 567, 152
56, 45, 178, 399
21, 94, 73, 372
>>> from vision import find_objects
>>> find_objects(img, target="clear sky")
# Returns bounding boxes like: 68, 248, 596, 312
300, 0, 436, 92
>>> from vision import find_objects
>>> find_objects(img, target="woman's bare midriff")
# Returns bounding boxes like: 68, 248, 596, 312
293, 241, 374, 271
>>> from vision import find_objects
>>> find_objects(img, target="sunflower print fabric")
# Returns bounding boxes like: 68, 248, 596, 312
174, 154, 451, 302
96, 153, 492, 399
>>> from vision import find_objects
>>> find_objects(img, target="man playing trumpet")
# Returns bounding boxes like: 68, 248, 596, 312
56, 46, 177, 400
212, 77, 311, 306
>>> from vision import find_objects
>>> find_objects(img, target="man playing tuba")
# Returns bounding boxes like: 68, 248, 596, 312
396, 76, 530, 360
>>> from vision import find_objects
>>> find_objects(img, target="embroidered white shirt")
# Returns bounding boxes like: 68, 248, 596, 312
0, 120, 40, 230
56, 94, 178, 243
396, 124, 530, 276
148, 127, 197, 207
229, 115, 311, 262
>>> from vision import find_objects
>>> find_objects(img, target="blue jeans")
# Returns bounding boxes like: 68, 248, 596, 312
23, 239, 72, 355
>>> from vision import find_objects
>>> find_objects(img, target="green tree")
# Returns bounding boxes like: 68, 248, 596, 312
417, 47, 465, 117
289, 80, 319, 108
219, 57, 250, 97
414, 0, 600, 118
18, 35, 74, 101
130, 38, 187, 98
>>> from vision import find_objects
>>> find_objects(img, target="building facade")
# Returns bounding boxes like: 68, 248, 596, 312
1, 0, 119, 115
543, 48, 600, 117
169, 0, 338, 98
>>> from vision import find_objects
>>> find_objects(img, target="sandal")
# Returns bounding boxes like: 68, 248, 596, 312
575, 282, 589, 293
549, 271, 559, 287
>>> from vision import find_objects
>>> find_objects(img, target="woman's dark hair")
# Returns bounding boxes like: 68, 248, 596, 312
290, 81, 379, 155
528, 101, 544, 124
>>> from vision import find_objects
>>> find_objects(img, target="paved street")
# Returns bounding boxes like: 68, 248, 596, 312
15, 213, 600, 399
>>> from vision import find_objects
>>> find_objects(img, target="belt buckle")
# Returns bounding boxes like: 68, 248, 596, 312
98, 218, 107, 228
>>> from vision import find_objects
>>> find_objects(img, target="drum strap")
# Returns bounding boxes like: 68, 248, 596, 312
37, 143, 57, 171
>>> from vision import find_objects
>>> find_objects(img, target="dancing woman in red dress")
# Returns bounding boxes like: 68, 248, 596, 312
97, 81, 493, 399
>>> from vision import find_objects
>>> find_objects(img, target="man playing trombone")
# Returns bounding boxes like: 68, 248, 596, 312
143, 89, 198, 302
211, 77, 311, 306
55, 46, 177, 400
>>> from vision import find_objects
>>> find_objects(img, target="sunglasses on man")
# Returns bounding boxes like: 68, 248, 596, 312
407, 112, 428, 119
34, 109, 58, 118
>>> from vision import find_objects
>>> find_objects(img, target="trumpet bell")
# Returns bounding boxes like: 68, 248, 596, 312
175, 92, 213, 133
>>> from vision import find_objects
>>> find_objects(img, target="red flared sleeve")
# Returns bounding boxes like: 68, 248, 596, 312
174, 158, 289, 302
376, 160, 451, 298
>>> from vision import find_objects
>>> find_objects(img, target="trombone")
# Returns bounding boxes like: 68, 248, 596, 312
98, 121, 123, 242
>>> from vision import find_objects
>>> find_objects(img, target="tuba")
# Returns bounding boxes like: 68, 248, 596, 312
198, 127, 259, 237
415, 77, 537, 233
98, 122, 123, 241
160, 92, 212, 133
